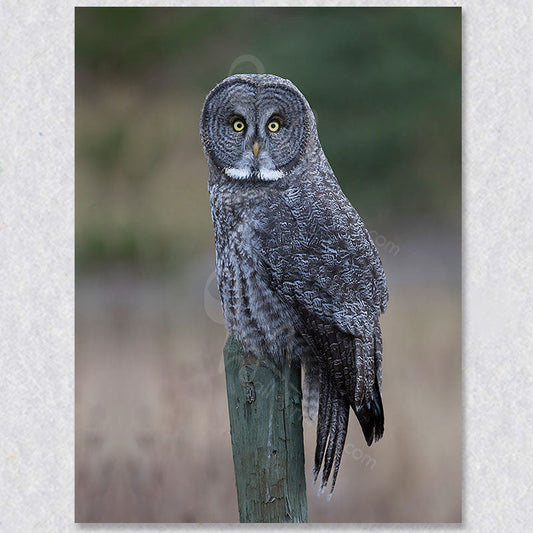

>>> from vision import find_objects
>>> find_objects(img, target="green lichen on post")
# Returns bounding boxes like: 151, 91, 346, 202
224, 336, 308, 523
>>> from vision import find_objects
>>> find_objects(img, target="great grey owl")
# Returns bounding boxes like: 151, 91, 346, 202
200, 74, 388, 493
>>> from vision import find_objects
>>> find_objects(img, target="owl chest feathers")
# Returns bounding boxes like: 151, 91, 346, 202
209, 181, 295, 358
210, 176, 387, 357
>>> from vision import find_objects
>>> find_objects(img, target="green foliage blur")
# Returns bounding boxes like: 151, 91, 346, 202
76, 7, 461, 270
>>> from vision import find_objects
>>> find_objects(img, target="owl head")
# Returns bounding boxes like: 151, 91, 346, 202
200, 74, 316, 182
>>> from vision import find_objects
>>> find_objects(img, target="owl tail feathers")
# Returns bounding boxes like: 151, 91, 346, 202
312, 375, 350, 495
355, 386, 384, 446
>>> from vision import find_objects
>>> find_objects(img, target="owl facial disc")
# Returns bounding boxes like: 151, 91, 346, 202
200, 74, 310, 183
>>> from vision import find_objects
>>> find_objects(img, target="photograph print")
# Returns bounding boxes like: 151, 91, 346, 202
76, 6, 461, 523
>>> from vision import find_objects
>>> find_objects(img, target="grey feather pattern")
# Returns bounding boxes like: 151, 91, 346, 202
200, 74, 388, 494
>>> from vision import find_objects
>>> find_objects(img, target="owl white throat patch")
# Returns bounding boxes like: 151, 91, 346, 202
224, 166, 285, 181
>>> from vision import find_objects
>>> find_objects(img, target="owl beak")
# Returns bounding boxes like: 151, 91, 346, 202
252, 141, 260, 158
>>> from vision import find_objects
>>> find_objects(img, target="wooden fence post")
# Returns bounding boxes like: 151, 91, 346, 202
223, 336, 308, 523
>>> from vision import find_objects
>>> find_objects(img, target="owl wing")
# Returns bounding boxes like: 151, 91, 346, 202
250, 181, 388, 492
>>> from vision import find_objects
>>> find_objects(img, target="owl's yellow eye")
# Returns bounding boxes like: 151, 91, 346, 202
267, 120, 280, 132
233, 120, 245, 132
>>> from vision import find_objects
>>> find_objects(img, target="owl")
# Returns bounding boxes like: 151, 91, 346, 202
200, 74, 388, 493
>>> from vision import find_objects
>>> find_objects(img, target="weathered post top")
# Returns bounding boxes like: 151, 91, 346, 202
224, 336, 308, 523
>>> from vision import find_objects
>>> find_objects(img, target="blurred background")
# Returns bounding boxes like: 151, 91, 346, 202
75, 7, 461, 523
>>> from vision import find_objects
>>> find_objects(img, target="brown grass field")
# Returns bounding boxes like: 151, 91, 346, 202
75, 250, 461, 523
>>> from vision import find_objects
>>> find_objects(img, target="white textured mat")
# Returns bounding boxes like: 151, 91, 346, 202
0, 1, 531, 531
